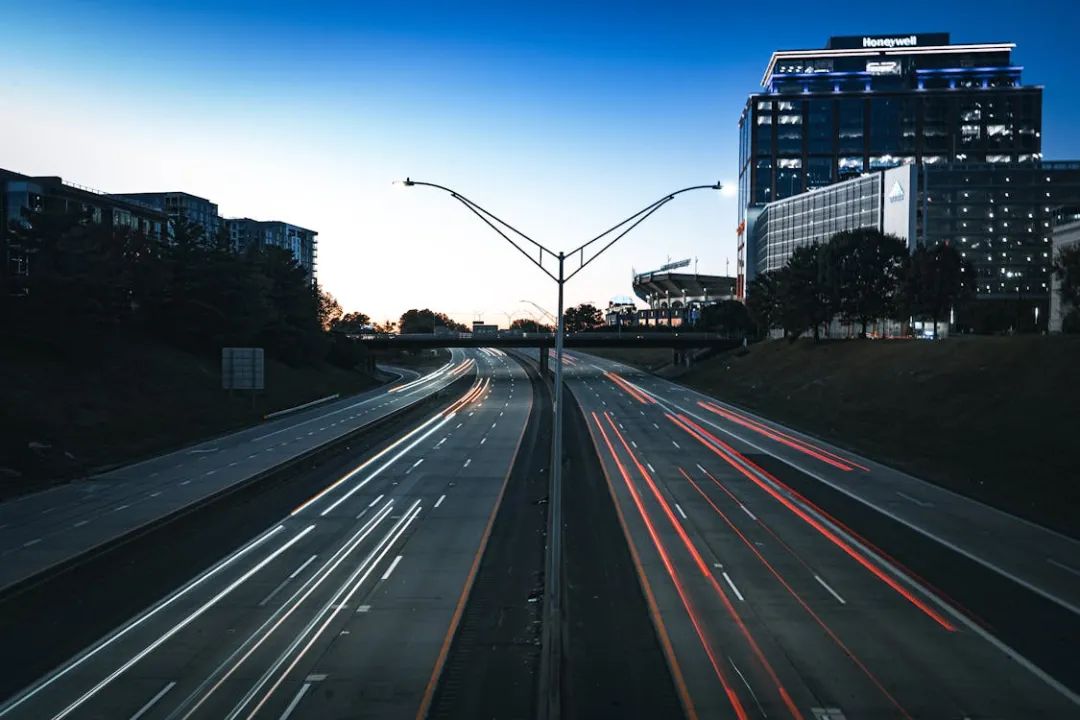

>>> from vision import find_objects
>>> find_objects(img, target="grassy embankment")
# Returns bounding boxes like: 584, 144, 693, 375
592, 337, 1080, 538
0, 333, 444, 499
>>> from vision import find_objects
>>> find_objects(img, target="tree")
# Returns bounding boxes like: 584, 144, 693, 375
699, 300, 753, 337
398, 308, 467, 334
563, 303, 603, 333
778, 243, 831, 341
820, 229, 908, 337
907, 243, 972, 339
1054, 245, 1080, 308
317, 288, 344, 331
510, 318, 554, 333
331, 311, 372, 333
746, 271, 781, 338
373, 319, 397, 334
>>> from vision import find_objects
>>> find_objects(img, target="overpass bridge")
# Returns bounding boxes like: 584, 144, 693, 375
349, 331, 742, 369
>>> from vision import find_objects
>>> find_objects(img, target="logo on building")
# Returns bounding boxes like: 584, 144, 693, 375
888, 180, 906, 204
862, 35, 919, 49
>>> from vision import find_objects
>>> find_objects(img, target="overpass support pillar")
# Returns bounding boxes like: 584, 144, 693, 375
673, 348, 693, 368
539, 345, 550, 375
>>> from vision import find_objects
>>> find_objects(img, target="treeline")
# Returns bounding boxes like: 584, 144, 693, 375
746, 228, 971, 340
5, 208, 352, 367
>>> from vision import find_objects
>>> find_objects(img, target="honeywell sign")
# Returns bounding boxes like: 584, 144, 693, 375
863, 35, 918, 48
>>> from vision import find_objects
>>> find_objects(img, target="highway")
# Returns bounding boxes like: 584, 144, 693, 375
0, 348, 532, 720
543, 349, 1080, 719
0, 350, 475, 595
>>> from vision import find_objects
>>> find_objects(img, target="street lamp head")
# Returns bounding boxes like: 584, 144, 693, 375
711, 181, 723, 190
393, 178, 416, 188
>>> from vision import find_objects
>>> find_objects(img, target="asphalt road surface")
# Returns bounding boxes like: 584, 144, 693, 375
0, 347, 532, 720
540, 348, 1080, 719
0, 350, 474, 595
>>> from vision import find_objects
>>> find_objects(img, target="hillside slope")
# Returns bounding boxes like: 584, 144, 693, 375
1, 332, 383, 498
672, 336, 1078, 537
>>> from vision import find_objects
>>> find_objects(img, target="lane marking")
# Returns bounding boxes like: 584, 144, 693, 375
381, 555, 404, 581
740, 505, 757, 521
73, 520, 89, 528
434, 494, 446, 508
356, 605, 371, 613
721, 571, 745, 602
480, 438, 486, 445
288, 555, 319, 579
464, 459, 472, 468
114, 504, 130, 512
814, 575, 847, 605
895, 491, 933, 508
23, 538, 41, 548
674, 503, 688, 520
368, 495, 384, 508
128, 681, 177, 720
1047, 558, 1080, 579
728, 658, 767, 719
646, 463, 655, 473
411, 458, 424, 469
258, 578, 293, 608
671, 441, 680, 449
630, 440, 638, 448
279, 683, 311, 720
652, 423, 660, 430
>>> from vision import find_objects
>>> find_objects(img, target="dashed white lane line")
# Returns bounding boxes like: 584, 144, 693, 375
480, 438, 487, 445
114, 504, 130, 512
128, 681, 177, 720
204, 470, 216, 477
248, 454, 258, 460
149, 491, 162, 498
279, 682, 312, 720
289, 554, 319, 579
646, 463, 656, 473
434, 494, 446, 508
740, 504, 757, 521
814, 575, 847, 604
640, 411, 645, 416
258, 577, 293, 607
674, 503, 688, 520
630, 440, 638, 448
468, 412, 474, 417
180, 480, 191, 485
381, 555, 404, 581
464, 458, 472, 468
368, 495, 385, 507
895, 491, 933, 508
671, 441, 680, 449
73, 520, 89, 528
652, 423, 660, 430
722, 571, 745, 602
1047, 558, 1080, 579
23, 538, 41, 547
456, 423, 464, 429
435, 437, 447, 448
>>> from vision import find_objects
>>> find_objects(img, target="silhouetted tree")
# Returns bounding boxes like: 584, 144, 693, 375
820, 229, 907, 337
746, 271, 781, 338
907, 243, 972, 338
398, 308, 467, 333
331, 311, 372, 333
778, 243, 831, 341
699, 300, 753, 336
510, 318, 554, 333
562, 303, 603, 333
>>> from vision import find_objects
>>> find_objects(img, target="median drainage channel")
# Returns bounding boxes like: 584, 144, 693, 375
0, 374, 473, 702
428, 352, 682, 720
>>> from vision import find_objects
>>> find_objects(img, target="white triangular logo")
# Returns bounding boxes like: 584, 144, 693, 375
888, 180, 905, 202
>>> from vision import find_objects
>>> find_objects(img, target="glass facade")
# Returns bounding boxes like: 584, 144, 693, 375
738, 33, 1043, 286
755, 173, 883, 274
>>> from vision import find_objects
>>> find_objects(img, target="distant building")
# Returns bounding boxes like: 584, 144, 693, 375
604, 298, 638, 327
750, 161, 1080, 303
1050, 208, 1080, 333
628, 270, 736, 327
1, 168, 168, 296
225, 218, 318, 280
739, 32, 1043, 292
112, 191, 221, 239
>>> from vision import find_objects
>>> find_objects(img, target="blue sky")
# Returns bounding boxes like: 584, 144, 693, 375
2, 0, 1078, 324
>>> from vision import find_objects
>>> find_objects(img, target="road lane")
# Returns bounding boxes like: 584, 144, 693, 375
544, 349, 1079, 719
0, 351, 475, 594
0, 348, 532, 720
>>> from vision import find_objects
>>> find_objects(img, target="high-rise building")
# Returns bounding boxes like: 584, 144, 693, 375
112, 191, 221, 239
225, 218, 318, 281
738, 32, 1042, 291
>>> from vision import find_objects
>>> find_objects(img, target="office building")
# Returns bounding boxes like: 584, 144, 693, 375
738, 32, 1042, 292
2, 168, 168, 296
1050, 208, 1080, 332
225, 218, 318, 280
112, 191, 221, 239
750, 161, 1080, 302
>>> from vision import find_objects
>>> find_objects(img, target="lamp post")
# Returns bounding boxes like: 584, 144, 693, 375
396, 178, 721, 719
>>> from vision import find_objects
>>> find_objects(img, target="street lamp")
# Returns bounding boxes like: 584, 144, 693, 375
396, 177, 721, 717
